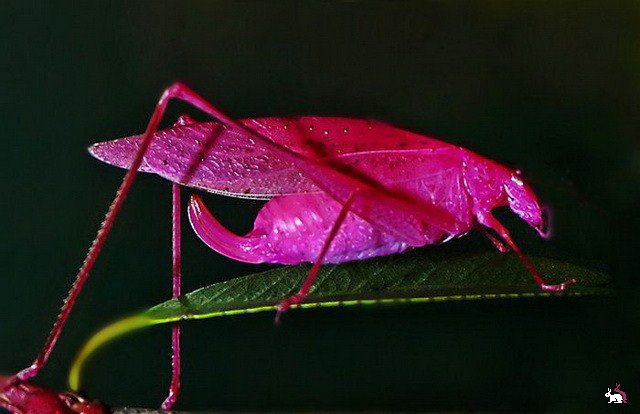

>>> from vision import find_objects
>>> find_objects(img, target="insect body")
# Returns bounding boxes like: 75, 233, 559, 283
10, 83, 575, 411
90, 115, 569, 290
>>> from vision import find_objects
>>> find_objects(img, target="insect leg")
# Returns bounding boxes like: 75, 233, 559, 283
13, 84, 216, 384
477, 212, 576, 291
478, 226, 510, 253
161, 183, 182, 410
275, 192, 357, 324
158, 114, 201, 410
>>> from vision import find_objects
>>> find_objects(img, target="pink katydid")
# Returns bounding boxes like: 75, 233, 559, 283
90, 101, 572, 295
5, 83, 575, 412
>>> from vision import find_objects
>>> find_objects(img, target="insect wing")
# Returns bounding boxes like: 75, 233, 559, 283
89, 117, 452, 199
243, 116, 450, 155
89, 121, 315, 199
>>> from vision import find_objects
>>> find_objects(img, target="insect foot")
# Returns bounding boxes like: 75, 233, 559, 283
274, 294, 304, 325
540, 278, 577, 292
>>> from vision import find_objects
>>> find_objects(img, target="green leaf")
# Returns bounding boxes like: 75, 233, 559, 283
68, 251, 609, 390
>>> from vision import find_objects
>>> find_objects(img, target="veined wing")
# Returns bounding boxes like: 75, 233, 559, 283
89, 117, 458, 199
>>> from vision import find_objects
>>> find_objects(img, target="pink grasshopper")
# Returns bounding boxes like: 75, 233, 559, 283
3, 83, 575, 412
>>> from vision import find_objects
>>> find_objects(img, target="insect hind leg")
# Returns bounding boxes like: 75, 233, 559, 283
13, 83, 221, 386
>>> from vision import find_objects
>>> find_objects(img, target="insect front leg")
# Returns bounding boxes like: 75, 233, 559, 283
275, 191, 357, 324
476, 212, 576, 291
478, 226, 510, 253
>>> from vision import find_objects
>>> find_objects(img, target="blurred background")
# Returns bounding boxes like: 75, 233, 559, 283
1, 1, 638, 411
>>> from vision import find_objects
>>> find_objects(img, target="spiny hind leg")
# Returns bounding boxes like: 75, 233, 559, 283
477, 212, 575, 291
13, 84, 225, 385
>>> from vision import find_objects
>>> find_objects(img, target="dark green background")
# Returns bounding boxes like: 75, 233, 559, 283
1, 1, 638, 412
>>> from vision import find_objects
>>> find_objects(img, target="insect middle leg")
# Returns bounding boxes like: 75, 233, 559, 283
477, 212, 576, 291
161, 183, 182, 410
275, 191, 357, 324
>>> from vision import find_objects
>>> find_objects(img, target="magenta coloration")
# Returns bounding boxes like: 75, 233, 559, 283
0, 375, 107, 414
87, 86, 574, 405
88, 117, 450, 199
92, 115, 559, 269
189, 192, 412, 264
10, 83, 575, 411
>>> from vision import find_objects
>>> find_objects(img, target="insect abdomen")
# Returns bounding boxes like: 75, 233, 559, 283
188, 192, 463, 265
